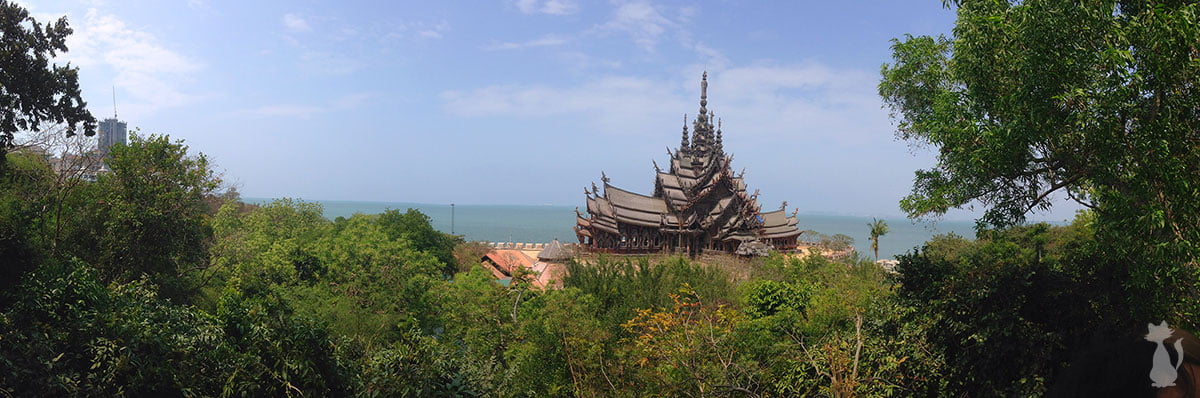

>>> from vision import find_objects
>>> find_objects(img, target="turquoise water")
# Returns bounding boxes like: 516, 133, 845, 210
795, 214, 975, 259
246, 198, 977, 259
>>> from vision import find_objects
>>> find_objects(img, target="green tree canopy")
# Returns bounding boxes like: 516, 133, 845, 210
0, 151, 54, 295
61, 133, 219, 300
880, 0, 1199, 229
0, 0, 95, 164
880, 0, 1200, 324
868, 218, 889, 261
377, 208, 460, 274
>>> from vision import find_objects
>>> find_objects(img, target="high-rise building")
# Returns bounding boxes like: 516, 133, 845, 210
97, 117, 127, 156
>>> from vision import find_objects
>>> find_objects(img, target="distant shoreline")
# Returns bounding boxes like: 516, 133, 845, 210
242, 197, 1073, 260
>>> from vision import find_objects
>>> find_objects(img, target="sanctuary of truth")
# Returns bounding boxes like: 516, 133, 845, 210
575, 72, 803, 255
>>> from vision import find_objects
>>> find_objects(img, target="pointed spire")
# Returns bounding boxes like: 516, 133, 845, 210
680, 114, 690, 154
696, 71, 709, 145
715, 118, 723, 153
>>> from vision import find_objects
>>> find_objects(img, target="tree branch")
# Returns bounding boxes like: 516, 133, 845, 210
1022, 174, 1085, 215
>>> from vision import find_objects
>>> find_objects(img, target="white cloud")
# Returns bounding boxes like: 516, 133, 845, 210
243, 104, 325, 118
186, 0, 210, 12
485, 34, 569, 50
704, 64, 888, 146
690, 41, 729, 70
240, 92, 375, 119
63, 9, 202, 118
555, 51, 623, 71
282, 13, 310, 32
515, 0, 579, 15
441, 63, 886, 147
300, 50, 362, 74
441, 76, 687, 135
597, 2, 676, 51
408, 20, 449, 40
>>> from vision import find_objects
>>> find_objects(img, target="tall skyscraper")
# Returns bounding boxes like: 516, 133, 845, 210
97, 117, 127, 156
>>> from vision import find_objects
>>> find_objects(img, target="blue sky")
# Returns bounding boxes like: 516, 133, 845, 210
22, 0, 1079, 221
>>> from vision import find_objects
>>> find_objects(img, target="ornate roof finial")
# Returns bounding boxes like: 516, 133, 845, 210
715, 118, 723, 153
601, 171, 610, 184
591, 181, 599, 193
652, 159, 661, 173
697, 72, 709, 124
780, 200, 788, 211
680, 114, 689, 153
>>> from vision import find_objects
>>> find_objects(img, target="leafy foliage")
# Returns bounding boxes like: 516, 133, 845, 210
0, 152, 53, 295
867, 218, 889, 261
620, 285, 759, 396
895, 220, 1141, 396
0, 0, 95, 168
0, 259, 348, 396
377, 208, 461, 274
563, 255, 735, 335
59, 133, 219, 301
880, 0, 1200, 329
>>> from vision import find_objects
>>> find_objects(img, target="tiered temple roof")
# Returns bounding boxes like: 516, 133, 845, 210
575, 72, 802, 255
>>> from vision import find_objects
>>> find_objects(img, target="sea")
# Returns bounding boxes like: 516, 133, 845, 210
245, 198, 982, 260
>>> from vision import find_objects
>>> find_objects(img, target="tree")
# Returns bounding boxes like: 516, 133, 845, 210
867, 218, 889, 261
893, 221, 1133, 396
879, 0, 1200, 326
0, 0, 95, 171
12, 125, 105, 253
377, 208, 460, 275
60, 133, 219, 300
621, 285, 760, 397
0, 150, 54, 297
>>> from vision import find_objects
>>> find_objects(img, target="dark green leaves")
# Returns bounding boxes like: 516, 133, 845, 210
0, 0, 95, 165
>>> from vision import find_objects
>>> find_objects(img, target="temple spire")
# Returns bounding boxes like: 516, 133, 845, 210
680, 114, 690, 154
716, 118, 723, 154
696, 72, 710, 155
696, 72, 710, 147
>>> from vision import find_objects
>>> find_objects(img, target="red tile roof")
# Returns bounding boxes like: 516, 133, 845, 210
482, 250, 534, 276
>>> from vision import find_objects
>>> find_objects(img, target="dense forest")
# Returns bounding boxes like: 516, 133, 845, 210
0, 134, 1179, 396
2, 0, 1199, 396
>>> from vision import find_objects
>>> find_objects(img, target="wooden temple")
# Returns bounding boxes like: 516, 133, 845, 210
574, 72, 802, 255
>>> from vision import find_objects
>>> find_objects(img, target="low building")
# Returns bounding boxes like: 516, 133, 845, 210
481, 241, 571, 289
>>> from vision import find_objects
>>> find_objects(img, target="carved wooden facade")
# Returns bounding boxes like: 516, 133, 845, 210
575, 73, 802, 255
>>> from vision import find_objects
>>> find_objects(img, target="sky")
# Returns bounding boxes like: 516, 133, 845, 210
21, 0, 1080, 221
